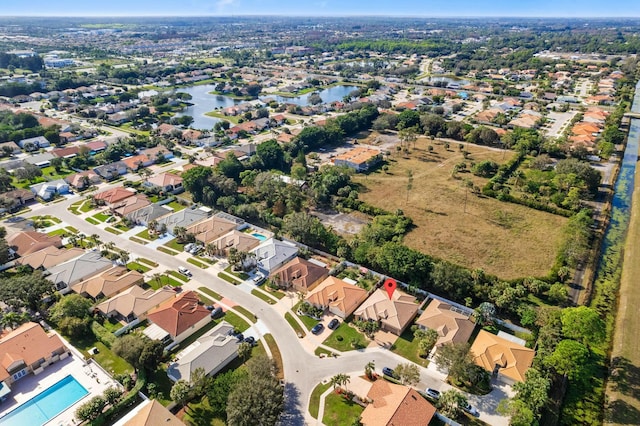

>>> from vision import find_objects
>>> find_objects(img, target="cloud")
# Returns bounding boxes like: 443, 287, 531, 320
216, 0, 238, 9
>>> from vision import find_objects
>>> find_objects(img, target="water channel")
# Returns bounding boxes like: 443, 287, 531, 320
175, 84, 359, 130
591, 80, 640, 294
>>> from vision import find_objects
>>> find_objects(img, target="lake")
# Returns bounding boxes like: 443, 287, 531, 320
174, 84, 359, 130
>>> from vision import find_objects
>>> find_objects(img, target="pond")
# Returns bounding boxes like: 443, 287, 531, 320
174, 84, 360, 130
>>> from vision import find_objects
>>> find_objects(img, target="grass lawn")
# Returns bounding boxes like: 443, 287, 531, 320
41, 166, 73, 180
198, 287, 221, 300
101, 317, 123, 333
224, 311, 250, 332
285, 312, 306, 337
182, 397, 226, 426
322, 392, 364, 426
105, 226, 123, 235
265, 287, 286, 299
135, 228, 158, 241
32, 214, 61, 224
167, 269, 190, 282
251, 289, 277, 305
92, 212, 112, 222
67, 333, 133, 376
204, 110, 241, 124
157, 246, 178, 256
322, 322, 368, 351
79, 201, 93, 212
263, 334, 284, 380
138, 258, 159, 267
309, 382, 332, 419
233, 306, 257, 323
47, 228, 68, 237
187, 257, 209, 269
147, 274, 183, 289
164, 238, 186, 252
314, 347, 336, 357
166, 200, 187, 211
224, 265, 249, 280
293, 302, 319, 330
147, 368, 174, 406
353, 136, 568, 279
85, 217, 100, 225
129, 236, 148, 245
217, 272, 240, 285
126, 261, 151, 273
391, 328, 430, 367
66, 226, 79, 233
196, 256, 216, 265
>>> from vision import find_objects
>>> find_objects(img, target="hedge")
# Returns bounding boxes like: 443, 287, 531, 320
91, 321, 116, 348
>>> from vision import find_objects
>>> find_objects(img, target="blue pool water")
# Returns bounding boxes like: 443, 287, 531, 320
0, 375, 88, 426
251, 233, 267, 241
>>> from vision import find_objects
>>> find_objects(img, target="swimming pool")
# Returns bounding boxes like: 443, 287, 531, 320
251, 233, 267, 241
0, 375, 88, 426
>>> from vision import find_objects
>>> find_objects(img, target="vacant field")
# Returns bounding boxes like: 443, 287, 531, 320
605, 163, 640, 425
353, 138, 568, 279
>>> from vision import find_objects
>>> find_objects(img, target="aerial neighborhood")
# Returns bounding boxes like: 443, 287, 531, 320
0, 10, 637, 426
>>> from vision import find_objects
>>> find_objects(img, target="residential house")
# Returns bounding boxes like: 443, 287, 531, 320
271, 257, 329, 293
251, 238, 299, 275
94, 161, 128, 180
125, 203, 172, 227
29, 179, 70, 201
96, 285, 176, 324
111, 194, 151, 217
182, 129, 203, 144
0, 141, 21, 155
46, 251, 113, 293
15, 246, 84, 270
24, 152, 55, 168
305, 276, 369, 319
144, 173, 184, 194
332, 147, 382, 172
71, 266, 144, 300
166, 321, 239, 383
470, 330, 535, 385
211, 230, 261, 255
186, 216, 238, 245
0, 188, 35, 212
94, 187, 136, 206
7, 231, 62, 257
0, 323, 68, 394
65, 170, 101, 190
85, 140, 108, 154
415, 299, 476, 348
360, 380, 436, 426
122, 154, 151, 171
17, 136, 50, 151
144, 291, 211, 346
51, 146, 80, 159
114, 399, 184, 426
158, 208, 209, 235
353, 289, 419, 336
142, 146, 173, 163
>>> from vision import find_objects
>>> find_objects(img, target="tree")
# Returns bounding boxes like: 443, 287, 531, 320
394, 363, 420, 386
353, 319, 380, 338
238, 341, 252, 361
0, 311, 30, 330
14, 163, 43, 182
50, 156, 64, 172
475, 302, 496, 325
364, 361, 376, 380
217, 151, 244, 180
512, 368, 551, 416
0, 271, 54, 310
256, 139, 286, 171
330, 373, 351, 391
182, 166, 213, 203
112, 334, 163, 372
190, 367, 212, 398
434, 342, 473, 382
170, 380, 192, 410
545, 339, 589, 380
497, 399, 536, 426
398, 126, 418, 150
103, 387, 121, 406
226, 355, 284, 426
207, 369, 248, 419
75, 395, 106, 422
49, 294, 92, 322
59, 317, 90, 339
560, 306, 606, 348
417, 328, 439, 357
438, 389, 467, 419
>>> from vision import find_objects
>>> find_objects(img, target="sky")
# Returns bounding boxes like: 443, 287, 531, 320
1, 0, 639, 18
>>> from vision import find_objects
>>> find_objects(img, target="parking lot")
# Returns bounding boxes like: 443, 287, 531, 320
544, 110, 578, 138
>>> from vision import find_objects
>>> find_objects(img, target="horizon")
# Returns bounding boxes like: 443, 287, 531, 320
0, 0, 639, 19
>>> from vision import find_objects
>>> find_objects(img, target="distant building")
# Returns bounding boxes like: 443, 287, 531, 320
333, 147, 382, 172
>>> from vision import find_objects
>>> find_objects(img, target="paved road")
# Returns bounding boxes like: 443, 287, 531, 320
20, 180, 509, 426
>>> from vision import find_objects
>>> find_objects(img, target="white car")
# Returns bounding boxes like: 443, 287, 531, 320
178, 267, 192, 277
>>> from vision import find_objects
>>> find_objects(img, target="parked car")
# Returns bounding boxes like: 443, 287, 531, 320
178, 266, 192, 277
328, 318, 340, 330
382, 367, 397, 378
460, 401, 479, 416
311, 323, 324, 335
184, 243, 195, 252
210, 307, 224, 319
189, 245, 203, 254
243, 336, 256, 346
235, 333, 244, 342
253, 273, 265, 285
425, 388, 441, 400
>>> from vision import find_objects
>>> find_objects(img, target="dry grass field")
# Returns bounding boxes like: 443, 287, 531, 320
352, 137, 568, 279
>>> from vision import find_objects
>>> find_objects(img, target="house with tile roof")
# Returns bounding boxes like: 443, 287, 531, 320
71, 266, 144, 300
0, 322, 68, 393
144, 173, 184, 194
470, 330, 535, 385
415, 299, 476, 348
167, 321, 239, 383
125, 203, 172, 227
305, 276, 369, 319
142, 146, 174, 162
65, 170, 102, 189
94, 187, 136, 206
332, 147, 382, 172
157, 208, 209, 235
111, 194, 151, 217
360, 380, 436, 426
353, 289, 420, 336
96, 285, 176, 324
7, 231, 62, 257
251, 238, 299, 275
211, 230, 261, 255
0, 188, 35, 212
114, 399, 184, 426
144, 291, 211, 346
271, 257, 329, 293
15, 246, 84, 270
46, 251, 114, 294
122, 154, 151, 171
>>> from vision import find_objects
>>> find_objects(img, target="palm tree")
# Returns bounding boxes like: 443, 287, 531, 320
330, 373, 351, 392
205, 243, 216, 258
0, 312, 30, 330
364, 361, 375, 380
153, 273, 163, 288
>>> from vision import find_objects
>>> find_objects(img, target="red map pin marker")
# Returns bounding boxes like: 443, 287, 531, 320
384, 278, 397, 300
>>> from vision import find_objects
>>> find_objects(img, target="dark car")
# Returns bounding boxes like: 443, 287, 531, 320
328, 318, 340, 330
311, 323, 324, 335
210, 307, 224, 319
243, 336, 256, 346
235, 333, 244, 342
382, 367, 396, 378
